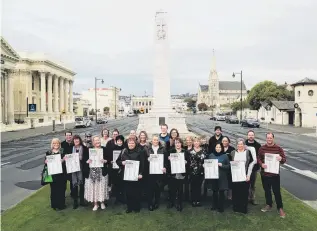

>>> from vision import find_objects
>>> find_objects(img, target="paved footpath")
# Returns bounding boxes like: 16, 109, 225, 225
1, 123, 76, 143
261, 122, 316, 137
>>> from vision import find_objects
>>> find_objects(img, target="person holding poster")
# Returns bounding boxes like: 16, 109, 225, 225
205, 143, 230, 212
146, 135, 168, 211
83, 136, 110, 211
111, 135, 125, 204
67, 135, 89, 209
229, 138, 256, 214
44, 138, 67, 210
116, 138, 144, 213
167, 138, 189, 212
222, 136, 235, 200
188, 138, 205, 207
258, 132, 286, 218
138, 131, 149, 202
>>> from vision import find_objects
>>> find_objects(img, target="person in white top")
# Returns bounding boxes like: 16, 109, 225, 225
230, 138, 256, 214
100, 128, 111, 147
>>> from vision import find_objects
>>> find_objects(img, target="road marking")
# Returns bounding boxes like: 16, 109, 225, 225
284, 163, 317, 180
1, 162, 11, 166
307, 151, 317, 155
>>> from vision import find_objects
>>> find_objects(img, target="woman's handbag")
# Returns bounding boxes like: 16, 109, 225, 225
41, 165, 53, 185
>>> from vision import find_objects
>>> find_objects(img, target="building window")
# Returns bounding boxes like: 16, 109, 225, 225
297, 91, 300, 97
146, 102, 148, 106
308, 90, 314, 96
142, 102, 144, 106
149, 101, 152, 106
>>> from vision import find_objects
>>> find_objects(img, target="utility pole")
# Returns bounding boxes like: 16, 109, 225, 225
111, 86, 121, 119
232, 70, 243, 122
95, 77, 104, 123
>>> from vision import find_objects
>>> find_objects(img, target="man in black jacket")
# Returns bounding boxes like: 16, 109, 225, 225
245, 130, 262, 205
61, 131, 74, 198
208, 126, 223, 154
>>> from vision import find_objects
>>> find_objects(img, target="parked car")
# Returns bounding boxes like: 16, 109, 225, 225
96, 118, 108, 124
226, 116, 239, 124
127, 112, 135, 117
241, 118, 260, 128
75, 117, 92, 128
215, 114, 226, 121
209, 116, 216, 120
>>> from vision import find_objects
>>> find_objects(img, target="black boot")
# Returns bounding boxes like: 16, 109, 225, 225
73, 200, 78, 209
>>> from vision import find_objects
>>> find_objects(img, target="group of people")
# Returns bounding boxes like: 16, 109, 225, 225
44, 123, 286, 218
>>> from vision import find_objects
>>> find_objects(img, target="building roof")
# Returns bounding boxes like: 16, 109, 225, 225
200, 81, 247, 92
219, 81, 247, 91
200, 85, 209, 92
291, 77, 317, 87
271, 100, 295, 110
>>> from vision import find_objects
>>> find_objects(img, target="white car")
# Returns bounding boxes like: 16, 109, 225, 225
75, 117, 91, 128
215, 114, 226, 121
127, 112, 135, 117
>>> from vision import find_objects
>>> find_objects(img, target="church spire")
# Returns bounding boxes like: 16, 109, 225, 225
211, 49, 217, 71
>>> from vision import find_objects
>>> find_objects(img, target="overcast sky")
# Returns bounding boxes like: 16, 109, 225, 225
2, 0, 317, 95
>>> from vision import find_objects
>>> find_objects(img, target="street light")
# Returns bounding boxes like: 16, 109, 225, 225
95, 77, 104, 123
232, 70, 243, 122
111, 86, 121, 119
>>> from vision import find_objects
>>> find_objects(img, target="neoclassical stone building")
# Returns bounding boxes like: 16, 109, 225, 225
1, 37, 76, 129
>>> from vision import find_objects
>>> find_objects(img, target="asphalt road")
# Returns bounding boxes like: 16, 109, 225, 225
186, 114, 317, 210
0, 117, 139, 212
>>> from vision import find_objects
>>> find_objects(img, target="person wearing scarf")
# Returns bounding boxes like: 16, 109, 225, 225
222, 136, 235, 200
116, 138, 145, 213
45, 138, 67, 210
68, 135, 89, 209
205, 142, 230, 212
83, 136, 110, 211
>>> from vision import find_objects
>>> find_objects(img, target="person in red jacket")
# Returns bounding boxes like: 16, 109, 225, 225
258, 132, 286, 218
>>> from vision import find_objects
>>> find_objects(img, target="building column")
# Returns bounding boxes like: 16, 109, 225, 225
0, 72, 5, 124
4, 71, 8, 123
69, 80, 73, 114
59, 77, 64, 112
53, 75, 59, 113
64, 79, 69, 113
47, 73, 53, 113
7, 70, 15, 124
40, 71, 46, 113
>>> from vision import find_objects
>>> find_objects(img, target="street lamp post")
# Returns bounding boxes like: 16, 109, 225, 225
232, 71, 243, 122
95, 77, 104, 123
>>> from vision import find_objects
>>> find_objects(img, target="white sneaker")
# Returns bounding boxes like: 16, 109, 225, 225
101, 203, 106, 210
92, 205, 99, 211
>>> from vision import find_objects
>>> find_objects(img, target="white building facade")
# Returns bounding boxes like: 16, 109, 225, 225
131, 96, 154, 113
81, 87, 120, 118
1, 37, 76, 130
292, 78, 317, 128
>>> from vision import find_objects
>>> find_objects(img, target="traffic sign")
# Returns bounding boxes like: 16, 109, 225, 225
28, 104, 36, 112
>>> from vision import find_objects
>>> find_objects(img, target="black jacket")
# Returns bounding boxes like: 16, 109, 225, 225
82, 147, 109, 179
146, 144, 168, 176
245, 140, 262, 171
116, 147, 145, 176
167, 148, 189, 177
61, 140, 73, 154
45, 149, 66, 182
208, 135, 223, 154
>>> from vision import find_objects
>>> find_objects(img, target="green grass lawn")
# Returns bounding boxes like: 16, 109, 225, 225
2, 179, 317, 231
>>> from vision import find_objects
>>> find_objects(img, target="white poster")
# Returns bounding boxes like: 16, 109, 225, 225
112, 150, 121, 169
149, 154, 164, 175
65, 153, 81, 174
124, 160, 140, 181
47, 154, 63, 175
264, 153, 280, 174
231, 161, 246, 182
204, 159, 219, 179
170, 153, 186, 174
89, 149, 104, 168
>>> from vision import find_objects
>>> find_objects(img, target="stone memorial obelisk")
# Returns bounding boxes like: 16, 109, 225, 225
137, 10, 189, 135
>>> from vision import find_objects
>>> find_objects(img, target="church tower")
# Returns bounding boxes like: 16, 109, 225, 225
208, 50, 219, 109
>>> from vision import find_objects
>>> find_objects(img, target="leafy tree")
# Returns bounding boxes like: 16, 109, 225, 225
247, 81, 294, 110
198, 103, 208, 111
230, 100, 250, 112
186, 99, 197, 108
103, 107, 110, 113
89, 109, 96, 115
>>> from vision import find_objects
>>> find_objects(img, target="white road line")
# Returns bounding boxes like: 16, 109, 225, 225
284, 163, 317, 180
1, 162, 11, 166
307, 151, 317, 155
